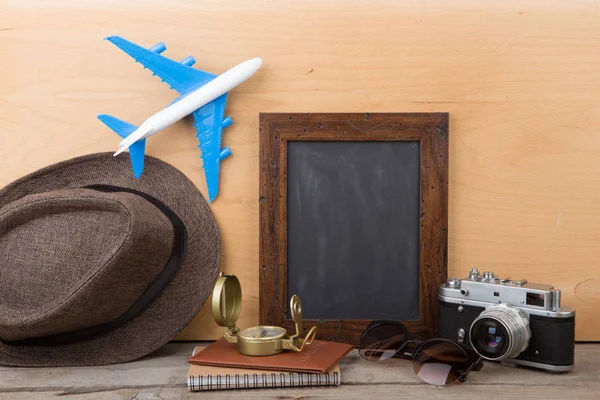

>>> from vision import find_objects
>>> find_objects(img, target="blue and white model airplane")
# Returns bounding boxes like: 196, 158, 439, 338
97, 36, 262, 202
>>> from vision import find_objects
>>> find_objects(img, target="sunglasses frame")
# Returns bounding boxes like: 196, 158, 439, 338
360, 320, 484, 384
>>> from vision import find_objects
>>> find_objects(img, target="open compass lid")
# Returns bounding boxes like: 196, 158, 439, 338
212, 273, 242, 330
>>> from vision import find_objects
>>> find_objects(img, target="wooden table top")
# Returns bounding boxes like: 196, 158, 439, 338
0, 342, 598, 399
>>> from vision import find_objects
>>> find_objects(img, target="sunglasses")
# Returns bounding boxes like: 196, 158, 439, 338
359, 321, 484, 386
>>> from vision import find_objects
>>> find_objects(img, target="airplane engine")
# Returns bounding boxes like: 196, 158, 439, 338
148, 42, 166, 54
180, 56, 196, 66
222, 116, 233, 129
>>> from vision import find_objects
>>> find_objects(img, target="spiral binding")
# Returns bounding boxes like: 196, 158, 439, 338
188, 371, 340, 391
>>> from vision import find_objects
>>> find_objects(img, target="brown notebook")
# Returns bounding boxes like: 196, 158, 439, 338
188, 338, 353, 374
187, 347, 342, 391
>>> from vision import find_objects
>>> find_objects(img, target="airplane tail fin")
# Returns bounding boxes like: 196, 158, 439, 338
98, 114, 138, 138
97, 114, 147, 178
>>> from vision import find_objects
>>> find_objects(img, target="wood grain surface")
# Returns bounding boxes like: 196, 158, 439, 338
259, 113, 448, 344
2, 0, 600, 340
1, 342, 599, 399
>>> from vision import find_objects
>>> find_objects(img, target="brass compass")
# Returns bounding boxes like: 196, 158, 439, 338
212, 273, 317, 356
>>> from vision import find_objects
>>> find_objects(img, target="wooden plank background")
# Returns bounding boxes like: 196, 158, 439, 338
1, 0, 599, 340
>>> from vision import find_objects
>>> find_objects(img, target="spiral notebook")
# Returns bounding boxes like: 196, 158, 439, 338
187, 346, 342, 392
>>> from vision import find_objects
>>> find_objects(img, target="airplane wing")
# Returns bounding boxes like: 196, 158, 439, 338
193, 93, 233, 203
106, 36, 216, 96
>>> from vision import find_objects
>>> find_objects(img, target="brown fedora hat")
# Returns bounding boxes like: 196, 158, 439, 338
0, 153, 220, 366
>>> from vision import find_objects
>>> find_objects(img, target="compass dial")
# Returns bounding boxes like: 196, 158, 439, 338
239, 326, 287, 340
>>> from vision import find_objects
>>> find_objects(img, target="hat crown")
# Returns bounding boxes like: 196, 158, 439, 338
0, 153, 220, 367
0, 188, 174, 342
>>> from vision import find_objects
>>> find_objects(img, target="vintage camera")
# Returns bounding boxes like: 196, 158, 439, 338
438, 268, 575, 372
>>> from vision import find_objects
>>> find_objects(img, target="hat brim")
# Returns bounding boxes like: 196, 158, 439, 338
0, 153, 220, 366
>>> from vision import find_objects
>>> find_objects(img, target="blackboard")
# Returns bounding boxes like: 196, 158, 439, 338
287, 141, 421, 320
259, 113, 448, 344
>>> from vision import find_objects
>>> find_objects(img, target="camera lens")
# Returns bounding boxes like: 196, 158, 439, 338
469, 304, 531, 361
471, 319, 510, 359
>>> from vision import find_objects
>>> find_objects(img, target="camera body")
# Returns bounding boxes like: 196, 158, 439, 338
438, 268, 575, 372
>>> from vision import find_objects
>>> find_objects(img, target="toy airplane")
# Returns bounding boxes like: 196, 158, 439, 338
97, 35, 262, 202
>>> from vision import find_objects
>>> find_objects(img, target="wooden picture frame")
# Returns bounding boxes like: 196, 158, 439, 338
259, 113, 449, 345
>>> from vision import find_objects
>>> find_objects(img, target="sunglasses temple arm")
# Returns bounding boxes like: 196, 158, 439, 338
458, 357, 484, 382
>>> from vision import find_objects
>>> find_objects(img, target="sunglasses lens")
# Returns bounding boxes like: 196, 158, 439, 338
413, 341, 469, 386
359, 323, 406, 362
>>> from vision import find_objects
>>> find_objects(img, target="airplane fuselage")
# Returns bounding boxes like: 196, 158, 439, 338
116, 57, 262, 154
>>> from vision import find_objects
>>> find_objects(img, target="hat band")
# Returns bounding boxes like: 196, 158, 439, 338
0, 185, 187, 347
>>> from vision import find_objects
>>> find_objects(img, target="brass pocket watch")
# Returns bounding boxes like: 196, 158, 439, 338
212, 273, 317, 356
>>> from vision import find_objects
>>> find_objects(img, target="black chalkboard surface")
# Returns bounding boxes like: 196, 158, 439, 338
259, 113, 448, 344
287, 141, 421, 320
